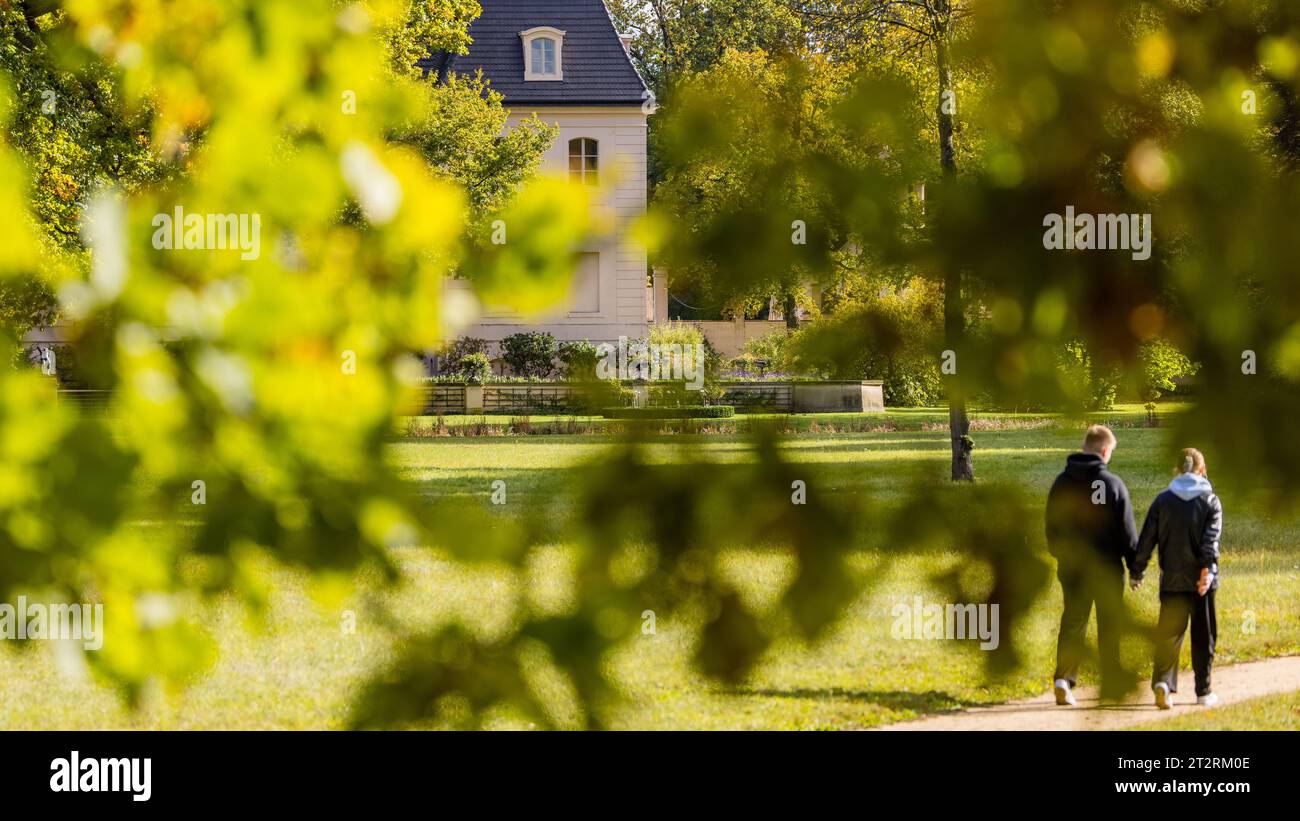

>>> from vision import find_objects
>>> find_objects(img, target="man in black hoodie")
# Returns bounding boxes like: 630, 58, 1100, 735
1045, 425, 1139, 704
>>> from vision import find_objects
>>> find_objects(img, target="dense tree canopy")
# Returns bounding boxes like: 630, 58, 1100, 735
606, 0, 804, 96
0, 2, 167, 339
0, 0, 553, 344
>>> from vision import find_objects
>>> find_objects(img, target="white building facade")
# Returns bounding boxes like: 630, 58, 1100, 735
422, 0, 653, 358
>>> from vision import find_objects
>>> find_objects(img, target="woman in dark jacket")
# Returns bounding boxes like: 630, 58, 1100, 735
1130, 448, 1223, 709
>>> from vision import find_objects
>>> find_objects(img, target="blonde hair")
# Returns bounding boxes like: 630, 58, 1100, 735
1082, 425, 1116, 455
1178, 448, 1206, 475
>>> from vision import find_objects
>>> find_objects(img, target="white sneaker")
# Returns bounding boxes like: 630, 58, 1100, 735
1153, 682, 1173, 709
1054, 679, 1076, 706
1197, 693, 1219, 708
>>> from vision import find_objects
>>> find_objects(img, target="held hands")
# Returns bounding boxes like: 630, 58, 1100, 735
1198, 568, 1214, 596
1127, 572, 1211, 594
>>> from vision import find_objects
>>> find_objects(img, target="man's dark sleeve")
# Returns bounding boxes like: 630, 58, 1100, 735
1200, 493, 1223, 572
1112, 476, 1139, 568
1131, 496, 1159, 579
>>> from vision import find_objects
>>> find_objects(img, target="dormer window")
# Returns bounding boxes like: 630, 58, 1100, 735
521, 27, 565, 81
532, 38, 556, 75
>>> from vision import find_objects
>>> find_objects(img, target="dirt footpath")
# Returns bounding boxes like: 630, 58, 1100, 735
875, 656, 1300, 731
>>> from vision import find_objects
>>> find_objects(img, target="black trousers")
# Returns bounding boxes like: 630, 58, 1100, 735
1054, 561, 1129, 697
1152, 590, 1217, 697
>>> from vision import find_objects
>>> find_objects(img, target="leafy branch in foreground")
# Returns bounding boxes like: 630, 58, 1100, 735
1, 0, 1299, 727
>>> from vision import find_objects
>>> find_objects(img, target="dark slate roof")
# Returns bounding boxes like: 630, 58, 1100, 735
419, 0, 649, 106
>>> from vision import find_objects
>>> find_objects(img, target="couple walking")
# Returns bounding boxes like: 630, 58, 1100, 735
1046, 425, 1223, 709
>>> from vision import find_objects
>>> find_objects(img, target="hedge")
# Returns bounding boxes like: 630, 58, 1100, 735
602, 405, 735, 420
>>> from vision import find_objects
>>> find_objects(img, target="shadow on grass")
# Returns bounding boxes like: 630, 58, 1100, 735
729, 686, 970, 714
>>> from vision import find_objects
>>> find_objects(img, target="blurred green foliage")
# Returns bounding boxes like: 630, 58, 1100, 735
0, 0, 587, 706
389, 70, 555, 218
1, 0, 1299, 728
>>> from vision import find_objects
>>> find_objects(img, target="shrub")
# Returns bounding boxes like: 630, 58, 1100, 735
882, 369, 943, 408
439, 337, 490, 375
500, 331, 557, 378
739, 331, 794, 373
699, 383, 728, 405
785, 279, 945, 407
646, 320, 724, 376
647, 319, 704, 347
454, 352, 492, 384
557, 339, 601, 381
726, 353, 762, 374
647, 380, 699, 407
425, 374, 551, 384
1057, 339, 1119, 411
610, 382, 636, 407
1136, 339, 1198, 400
603, 405, 735, 419
568, 380, 625, 415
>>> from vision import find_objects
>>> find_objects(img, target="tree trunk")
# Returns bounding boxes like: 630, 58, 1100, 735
782, 292, 800, 330
648, 0, 677, 69
936, 34, 973, 482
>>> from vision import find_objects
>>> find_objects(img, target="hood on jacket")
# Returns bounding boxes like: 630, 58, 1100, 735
1064, 452, 1106, 479
1168, 472, 1213, 501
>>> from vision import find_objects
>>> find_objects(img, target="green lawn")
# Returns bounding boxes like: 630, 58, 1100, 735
2, 415, 1297, 729
1132, 690, 1300, 730
401, 402, 1181, 435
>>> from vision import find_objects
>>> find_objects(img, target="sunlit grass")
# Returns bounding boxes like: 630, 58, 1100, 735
2, 417, 1296, 729
1131, 690, 1300, 730
400, 401, 1186, 433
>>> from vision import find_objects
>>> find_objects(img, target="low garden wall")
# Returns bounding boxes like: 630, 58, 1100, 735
418, 381, 884, 416
792, 381, 886, 413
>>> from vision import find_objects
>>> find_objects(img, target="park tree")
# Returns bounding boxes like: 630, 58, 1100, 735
380, 0, 555, 221
799, 0, 980, 480
646, 1, 985, 476
605, 0, 807, 193
376, 0, 481, 79
0, 0, 554, 349
605, 0, 804, 97
389, 71, 555, 219
650, 48, 922, 328
0, 1, 167, 342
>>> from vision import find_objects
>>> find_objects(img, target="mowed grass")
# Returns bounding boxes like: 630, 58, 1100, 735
1131, 690, 1300, 730
2, 418, 1298, 729
401, 401, 1179, 434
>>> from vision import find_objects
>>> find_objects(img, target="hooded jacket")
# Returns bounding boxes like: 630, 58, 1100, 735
1132, 473, 1223, 593
1045, 452, 1139, 570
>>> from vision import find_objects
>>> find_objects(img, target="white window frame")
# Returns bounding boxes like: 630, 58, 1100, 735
568, 137, 598, 185
521, 27, 565, 81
